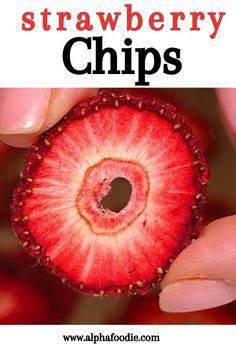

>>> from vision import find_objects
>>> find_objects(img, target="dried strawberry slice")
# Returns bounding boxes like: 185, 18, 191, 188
12, 92, 209, 296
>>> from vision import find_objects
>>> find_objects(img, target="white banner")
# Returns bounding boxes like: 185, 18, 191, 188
0, 0, 235, 87
0, 325, 235, 353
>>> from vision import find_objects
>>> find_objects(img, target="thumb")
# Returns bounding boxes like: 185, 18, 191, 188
216, 88, 236, 147
159, 215, 236, 312
0, 88, 97, 147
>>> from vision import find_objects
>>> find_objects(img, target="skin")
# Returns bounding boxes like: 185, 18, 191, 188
0, 88, 235, 312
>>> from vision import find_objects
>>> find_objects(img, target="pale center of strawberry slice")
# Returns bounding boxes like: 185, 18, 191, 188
77, 158, 149, 235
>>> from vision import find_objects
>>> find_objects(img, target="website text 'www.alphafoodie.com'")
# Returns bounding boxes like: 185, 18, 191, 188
63, 332, 160, 344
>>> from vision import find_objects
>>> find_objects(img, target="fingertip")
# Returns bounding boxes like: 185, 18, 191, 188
0, 88, 98, 147
0, 133, 38, 148
159, 279, 236, 313
0, 88, 50, 135
159, 216, 236, 311
216, 88, 236, 146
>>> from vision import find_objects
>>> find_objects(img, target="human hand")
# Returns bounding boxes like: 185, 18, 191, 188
0, 88, 98, 147
160, 88, 236, 312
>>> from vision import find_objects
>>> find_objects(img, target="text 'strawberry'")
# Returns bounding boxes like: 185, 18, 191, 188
12, 92, 209, 296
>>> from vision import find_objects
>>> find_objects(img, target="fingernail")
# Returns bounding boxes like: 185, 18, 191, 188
159, 279, 236, 313
0, 88, 51, 134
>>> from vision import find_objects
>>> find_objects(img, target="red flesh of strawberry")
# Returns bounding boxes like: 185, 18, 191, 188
11, 92, 209, 296
110, 89, 216, 156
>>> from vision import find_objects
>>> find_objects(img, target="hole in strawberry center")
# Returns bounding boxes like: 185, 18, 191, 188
101, 177, 132, 213
78, 159, 148, 234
